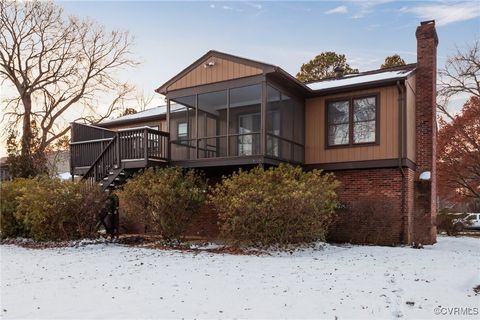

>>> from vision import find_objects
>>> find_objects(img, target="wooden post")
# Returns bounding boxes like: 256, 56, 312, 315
115, 134, 120, 168
226, 88, 230, 157
166, 99, 171, 161
143, 128, 148, 166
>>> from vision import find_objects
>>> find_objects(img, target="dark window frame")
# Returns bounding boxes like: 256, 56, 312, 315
325, 93, 380, 149
177, 121, 188, 139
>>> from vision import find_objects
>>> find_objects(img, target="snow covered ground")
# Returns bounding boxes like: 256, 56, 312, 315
1, 236, 479, 319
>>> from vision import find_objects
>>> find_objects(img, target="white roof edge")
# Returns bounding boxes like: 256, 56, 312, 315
307, 69, 415, 92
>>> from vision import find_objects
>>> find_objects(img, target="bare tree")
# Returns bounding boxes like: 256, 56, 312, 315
437, 39, 480, 120
0, 1, 138, 175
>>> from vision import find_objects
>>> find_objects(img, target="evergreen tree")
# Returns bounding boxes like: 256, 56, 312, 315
381, 54, 406, 69
296, 52, 359, 82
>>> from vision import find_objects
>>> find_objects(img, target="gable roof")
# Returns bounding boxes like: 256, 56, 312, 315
155, 50, 416, 97
155, 50, 278, 94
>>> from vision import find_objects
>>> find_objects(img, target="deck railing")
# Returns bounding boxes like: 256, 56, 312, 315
70, 125, 170, 177
71, 123, 116, 143
82, 136, 119, 185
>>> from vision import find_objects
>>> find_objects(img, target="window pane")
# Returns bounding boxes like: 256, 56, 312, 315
328, 124, 349, 145
328, 101, 349, 124
229, 85, 261, 156
354, 120, 376, 143
266, 85, 281, 136
353, 97, 376, 122
229, 84, 261, 135
177, 122, 187, 138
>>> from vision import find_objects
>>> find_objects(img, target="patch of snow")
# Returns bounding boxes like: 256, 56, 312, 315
307, 69, 415, 91
419, 171, 431, 181
1, 236, 478, 319
57, 172, 71, 180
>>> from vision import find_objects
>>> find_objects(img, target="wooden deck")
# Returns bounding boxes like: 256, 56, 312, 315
70, 123, 169, 187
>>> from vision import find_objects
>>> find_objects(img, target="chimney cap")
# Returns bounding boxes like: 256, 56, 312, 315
334, 66, 344, 78
420, 20, 435, 26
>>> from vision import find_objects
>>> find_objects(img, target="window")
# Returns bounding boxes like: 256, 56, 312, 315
238, 113, 261, 156
327, 101, 350, 146
353, 97, 376, 143
177, 122, 188, 139
327, 95, 378, 147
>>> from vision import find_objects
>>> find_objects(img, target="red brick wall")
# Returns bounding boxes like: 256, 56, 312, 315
185, 204, 220, 239
327, 168, 415, 245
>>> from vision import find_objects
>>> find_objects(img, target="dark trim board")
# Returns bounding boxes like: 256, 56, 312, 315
305, 158, 416, 171
166, 75, 265, 99
171, 155, 287, 169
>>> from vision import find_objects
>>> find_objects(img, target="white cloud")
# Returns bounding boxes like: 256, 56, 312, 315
325, 5, 348, 15
246, 3, 262, 10
401, 2, 480, 26
209, 4, 215, 9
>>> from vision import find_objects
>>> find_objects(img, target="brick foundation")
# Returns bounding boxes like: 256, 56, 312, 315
327, 167, 415, 245
184, 205, 220, 239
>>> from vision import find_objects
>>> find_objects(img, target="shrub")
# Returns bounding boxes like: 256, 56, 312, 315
14, 177, 107, 241
328, 198, 397, 245
0, 179, 31, 238
437, 210, 472, 236
116, 167, 207, 241
209, 165, 340, 246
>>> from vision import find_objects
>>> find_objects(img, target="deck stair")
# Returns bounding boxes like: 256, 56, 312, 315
71, 123, 170, 190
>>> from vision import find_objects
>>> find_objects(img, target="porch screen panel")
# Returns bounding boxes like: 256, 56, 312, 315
266, 85, 281, 158
293, 98, 305, 162
229, 84, 261, 156
198, 90, 228, 158
170, 95, 196, 160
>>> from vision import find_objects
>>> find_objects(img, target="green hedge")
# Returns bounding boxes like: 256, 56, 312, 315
116, 167, 207, 241
1, 177, 107, 241
209, 165, 340, 246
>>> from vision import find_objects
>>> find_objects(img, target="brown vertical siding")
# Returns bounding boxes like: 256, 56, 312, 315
305, 86, 399, 164
167, 57, 262, 91
405, 75, 416, 162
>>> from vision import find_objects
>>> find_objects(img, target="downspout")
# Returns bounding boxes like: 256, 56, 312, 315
396, 80, 407, 243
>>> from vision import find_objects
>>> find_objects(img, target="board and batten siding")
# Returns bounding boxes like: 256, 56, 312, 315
405, 75, 416, 162
305, 86, 400, 164
167, 57, 263, 91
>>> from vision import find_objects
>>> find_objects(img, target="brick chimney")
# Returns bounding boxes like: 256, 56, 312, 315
413, 20, 438, 244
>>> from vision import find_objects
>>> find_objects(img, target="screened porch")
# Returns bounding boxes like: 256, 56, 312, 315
166, 81, 305, 167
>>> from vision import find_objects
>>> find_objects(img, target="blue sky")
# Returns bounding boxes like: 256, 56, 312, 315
0, 1, 479, 157
59, 0, 480, 103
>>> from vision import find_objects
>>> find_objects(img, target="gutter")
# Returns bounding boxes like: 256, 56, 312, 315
396, 80, 407, 243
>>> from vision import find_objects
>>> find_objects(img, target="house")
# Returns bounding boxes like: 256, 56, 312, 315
70, 20, 438, 245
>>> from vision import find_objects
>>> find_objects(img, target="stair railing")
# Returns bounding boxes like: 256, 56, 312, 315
82, 135, 119, 186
